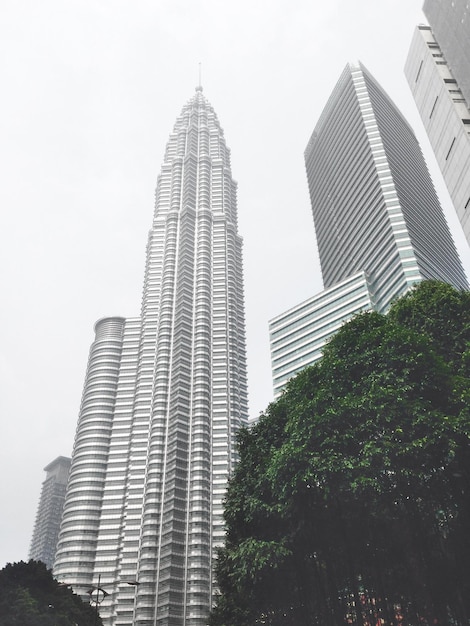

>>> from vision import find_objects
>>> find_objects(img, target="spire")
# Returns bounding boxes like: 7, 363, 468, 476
196, 61, 203, 91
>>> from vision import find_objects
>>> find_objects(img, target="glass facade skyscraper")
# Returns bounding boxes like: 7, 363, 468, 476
270, 63, 467, 396
53, 87, 248, 626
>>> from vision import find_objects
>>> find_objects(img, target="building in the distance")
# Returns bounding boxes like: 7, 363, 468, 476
29, 456, 71, 569
405, 0, 470, 244
53, 87, 248, 626
270, 62, 468, 397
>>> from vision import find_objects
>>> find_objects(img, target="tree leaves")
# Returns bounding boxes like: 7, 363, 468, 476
211, 282, 470, 625
0, 560, 102, 626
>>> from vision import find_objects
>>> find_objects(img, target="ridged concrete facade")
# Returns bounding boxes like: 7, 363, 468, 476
54, 87, 248, 626
270, 63, 468, 396
270, 271, 374, 397
305, 63, 468, 311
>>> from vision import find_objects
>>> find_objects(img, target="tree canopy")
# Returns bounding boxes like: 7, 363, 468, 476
210, 281, 470, 626
0, 560, 102, 626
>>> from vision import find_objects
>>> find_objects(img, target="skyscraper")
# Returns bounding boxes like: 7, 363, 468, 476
270, 63, 468, 396
53, 86, 248, 626
405, 1, 470, 244
422, 0, 470, 106
29, 456, 71, 569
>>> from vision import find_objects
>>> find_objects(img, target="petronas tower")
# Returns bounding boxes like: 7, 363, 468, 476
54, 86, 248, 626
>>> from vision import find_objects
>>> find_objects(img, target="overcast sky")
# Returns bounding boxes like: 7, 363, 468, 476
1, 0, 469, 569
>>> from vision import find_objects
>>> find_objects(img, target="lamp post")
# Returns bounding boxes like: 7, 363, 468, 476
86, 577, 140, 626
124, 580, 140, 625
87, 574, 108, 626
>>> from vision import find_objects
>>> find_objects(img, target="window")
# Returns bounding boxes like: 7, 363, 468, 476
415, 60, 423, 83
445, 137, 456, 160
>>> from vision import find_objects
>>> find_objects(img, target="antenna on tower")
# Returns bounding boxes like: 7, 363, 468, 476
198, 62, 202, 90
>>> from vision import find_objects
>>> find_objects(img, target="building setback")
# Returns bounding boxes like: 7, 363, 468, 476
405, 12, 470, 245
29, 456, 71, 570
53, 87, 248, 626
270, 62, 468, 396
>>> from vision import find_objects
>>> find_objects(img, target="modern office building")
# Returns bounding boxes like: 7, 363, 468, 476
29, 456, 71, 569
270, 62, 468, 396
405, 17, 470, 245
422, 0, 470, 107
53, 86, 248, 626
271, 272, 374, 397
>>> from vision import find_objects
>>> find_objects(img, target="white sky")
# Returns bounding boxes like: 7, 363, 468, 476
1, 0, 469, 568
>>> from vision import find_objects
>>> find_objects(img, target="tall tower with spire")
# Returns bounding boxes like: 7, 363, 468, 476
53, 87, 248, 626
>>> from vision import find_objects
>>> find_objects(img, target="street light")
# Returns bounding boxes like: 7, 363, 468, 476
86, 577, 140, 625
87, 574, 108, 626
124, 580, 140, 625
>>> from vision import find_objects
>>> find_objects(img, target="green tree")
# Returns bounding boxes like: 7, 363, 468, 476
0, 560, 102, 626
210, 281, 470, 626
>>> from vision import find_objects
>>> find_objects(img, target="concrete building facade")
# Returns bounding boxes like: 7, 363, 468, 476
405, 25, 470, 244
423, 0, 470, 106
271, 272, 374, 398
405, 0, 470, 245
